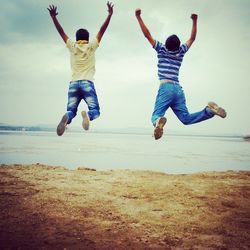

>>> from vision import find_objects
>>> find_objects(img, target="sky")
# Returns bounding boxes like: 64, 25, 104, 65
0, 0, 250, 135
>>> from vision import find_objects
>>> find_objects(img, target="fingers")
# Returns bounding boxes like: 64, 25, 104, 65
191, 13, 198, 19
47, 4, 58, 16
107, 1, 113, 15
107, 1, 114, 9
135, 8, 141, 16
47, 4, 57, 11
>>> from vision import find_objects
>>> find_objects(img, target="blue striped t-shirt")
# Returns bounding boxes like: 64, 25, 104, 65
153, 40, 189, 83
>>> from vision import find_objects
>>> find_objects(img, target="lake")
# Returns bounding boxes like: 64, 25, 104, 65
0, 131, 249, 174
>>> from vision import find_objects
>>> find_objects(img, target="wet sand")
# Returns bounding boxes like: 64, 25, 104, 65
0, 164, 249, 249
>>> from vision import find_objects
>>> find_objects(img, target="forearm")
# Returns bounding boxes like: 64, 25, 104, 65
136, 16, 154, 46
137, 16, 151, 38
190, 19, 197, 41
50, 16, 68, 43
186, 16, 197, 48
51, 16, 64, 35
98, 14, 112, 38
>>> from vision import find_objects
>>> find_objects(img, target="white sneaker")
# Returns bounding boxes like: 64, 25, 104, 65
207, 102, 227, 118
154, 117, 167, 140
81, 111, 90, 130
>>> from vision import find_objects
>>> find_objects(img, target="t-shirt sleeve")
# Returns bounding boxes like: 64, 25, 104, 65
66, 38, 74, 52
89, 38, 99, 51
153, 40, 163, 52
180, 43, 189, 53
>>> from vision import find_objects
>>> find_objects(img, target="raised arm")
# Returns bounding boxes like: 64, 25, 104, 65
186, 14, 198, 48
135, 9, 155, 46
47, 5, 68, 43
96, 1, 114, 43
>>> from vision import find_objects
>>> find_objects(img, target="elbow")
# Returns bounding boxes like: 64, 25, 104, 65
144, 30, 151, 39
99, 26, 106, 36
190, 36, 196, 43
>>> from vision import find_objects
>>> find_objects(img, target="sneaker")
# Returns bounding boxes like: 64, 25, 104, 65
207, 102, 227, 118
57, 114, 68, 136
81, 111, 90, 130
154, 117, 167, 140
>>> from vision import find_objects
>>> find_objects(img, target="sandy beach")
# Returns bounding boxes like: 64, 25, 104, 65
0, 164, 249, 249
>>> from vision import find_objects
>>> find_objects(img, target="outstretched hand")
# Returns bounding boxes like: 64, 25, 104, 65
107, 1, 114, 15
135, 8, 141, 17
47, 5, 58, 18
191, 14, 198, 21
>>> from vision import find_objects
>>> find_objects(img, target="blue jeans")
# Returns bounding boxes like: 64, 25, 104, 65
151, 83, 214, 126
66, 80, 100, 124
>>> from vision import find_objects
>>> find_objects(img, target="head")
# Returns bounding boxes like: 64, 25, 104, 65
76, 28, 89, 41
165, 35, 180, 51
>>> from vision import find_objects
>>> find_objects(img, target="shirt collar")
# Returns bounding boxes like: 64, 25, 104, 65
76, 40, 88, 44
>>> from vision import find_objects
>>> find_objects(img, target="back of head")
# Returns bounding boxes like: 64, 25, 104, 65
76, 28, 89, 41
165, 35, 180, 51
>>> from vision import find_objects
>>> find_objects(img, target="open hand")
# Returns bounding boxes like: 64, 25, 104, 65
135, 8, 141, 17
191, 14, 198, 21
107, 1, 114, 15
47, 5, 58, 18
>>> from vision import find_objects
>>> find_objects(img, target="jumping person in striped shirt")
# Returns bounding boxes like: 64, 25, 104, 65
135, 9, 227, 140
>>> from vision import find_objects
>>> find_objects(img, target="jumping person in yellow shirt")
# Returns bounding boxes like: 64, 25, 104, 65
47, 2, 114, 136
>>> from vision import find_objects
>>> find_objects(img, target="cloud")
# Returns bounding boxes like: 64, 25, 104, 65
0, 0, 250, 134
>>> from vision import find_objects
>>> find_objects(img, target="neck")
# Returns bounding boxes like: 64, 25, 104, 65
76, 40, 88, 44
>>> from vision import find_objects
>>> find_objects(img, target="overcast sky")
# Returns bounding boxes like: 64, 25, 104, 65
0, 0, 250, 135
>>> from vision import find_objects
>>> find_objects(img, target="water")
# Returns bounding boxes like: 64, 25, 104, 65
0, 131, 249, 174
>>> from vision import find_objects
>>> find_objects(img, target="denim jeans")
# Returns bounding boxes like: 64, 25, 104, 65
151, 83, 214, 126
66, 80, 100, 124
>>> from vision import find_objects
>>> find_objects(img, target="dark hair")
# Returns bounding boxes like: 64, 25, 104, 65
76, 28, 89, 41
165, 34, 180, 51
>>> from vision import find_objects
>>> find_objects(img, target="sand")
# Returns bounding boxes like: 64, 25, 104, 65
0, 163, 249, 250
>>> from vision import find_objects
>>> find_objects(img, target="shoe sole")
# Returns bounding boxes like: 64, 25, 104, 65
154, 117, 167, 140
57, 114, 68, 136
208, 102, 227, 118
81, 111, 89, 130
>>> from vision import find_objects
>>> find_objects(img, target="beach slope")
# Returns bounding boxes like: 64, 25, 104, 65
0, 164, 249, 249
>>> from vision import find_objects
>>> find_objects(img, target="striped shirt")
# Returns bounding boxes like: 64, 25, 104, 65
153, 40, 189, 83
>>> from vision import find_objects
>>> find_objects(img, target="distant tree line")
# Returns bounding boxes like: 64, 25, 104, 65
0, 125, 54, 132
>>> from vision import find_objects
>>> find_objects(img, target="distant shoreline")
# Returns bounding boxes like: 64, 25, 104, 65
0, 127, 244, 139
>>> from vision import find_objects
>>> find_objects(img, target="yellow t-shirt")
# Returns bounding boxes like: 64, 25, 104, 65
66, 38, 99, 81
